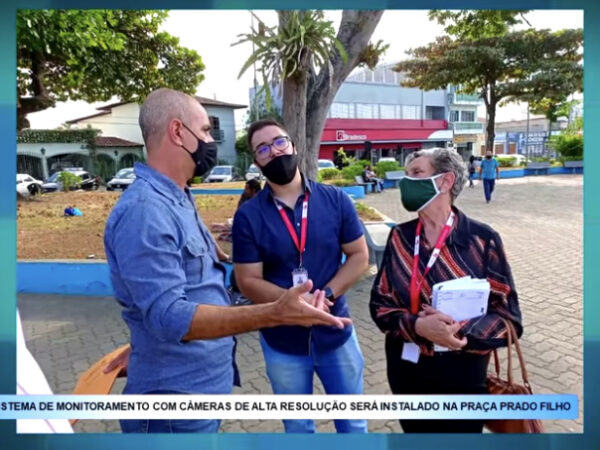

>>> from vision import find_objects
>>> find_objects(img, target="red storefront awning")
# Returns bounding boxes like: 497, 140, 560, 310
317, 118, 450, 160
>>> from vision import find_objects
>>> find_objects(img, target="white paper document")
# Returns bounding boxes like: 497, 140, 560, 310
431, 276, 490, 352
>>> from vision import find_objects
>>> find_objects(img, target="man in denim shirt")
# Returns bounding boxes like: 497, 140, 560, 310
104, 89, 351, 433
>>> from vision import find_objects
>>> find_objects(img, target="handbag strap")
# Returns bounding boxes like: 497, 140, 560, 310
492, 316, 513, 384
492, 318, 532, 393
505, 318, 532, 392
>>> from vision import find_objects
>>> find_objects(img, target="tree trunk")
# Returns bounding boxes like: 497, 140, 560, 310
18, 96, 54, 131
486, 105, 496, 154
283, 74, 309, 173
278, 10, 384, 180
17, 51, 55, 131
485, 86, 497, 154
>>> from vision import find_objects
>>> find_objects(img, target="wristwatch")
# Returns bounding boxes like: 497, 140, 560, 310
324, 286, 336, 303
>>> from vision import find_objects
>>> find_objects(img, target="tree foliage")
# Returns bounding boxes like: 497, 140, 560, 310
428, 10, 530, 40
395, 10, 583, 153
235, 10, 385, 179
17, 10, 205, 130
529, 98, 580, 124
234, 11, 347, 108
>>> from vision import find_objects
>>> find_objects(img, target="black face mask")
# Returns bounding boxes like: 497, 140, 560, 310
181, 124, 218, 177
486, 155, 492, 160
260, 153, 298, 185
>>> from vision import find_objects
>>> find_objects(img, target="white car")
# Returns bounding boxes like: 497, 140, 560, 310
245, 164, 265, 181
378, 157, 397, 163
204, 165, 240, 183
317, 159, 335, 171
106, 168, 136, 191
17, 173, 43, 197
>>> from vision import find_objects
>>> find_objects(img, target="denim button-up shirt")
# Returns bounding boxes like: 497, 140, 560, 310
104, 163, 235, 394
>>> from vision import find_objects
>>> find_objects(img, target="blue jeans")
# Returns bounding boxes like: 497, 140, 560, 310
371, 179, 384, 192
120, 390, 220, 433
260, 328, 367, 433
483, 178, 496, 202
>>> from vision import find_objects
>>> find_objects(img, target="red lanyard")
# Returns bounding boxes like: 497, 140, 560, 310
275, 192, 309, 268
409, 211, 455, 314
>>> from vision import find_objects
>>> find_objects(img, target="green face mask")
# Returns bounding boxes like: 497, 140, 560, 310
399, 174, 443, 212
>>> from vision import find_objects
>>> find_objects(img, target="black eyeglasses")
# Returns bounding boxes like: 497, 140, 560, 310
253, 136, 291, 161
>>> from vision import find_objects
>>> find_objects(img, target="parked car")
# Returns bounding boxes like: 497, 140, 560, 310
42, 168, 100, 192
17, 173, 43, 197
317, 159, 335, 171
378, 157, 397, 163
204, 165, 240, 183
245, 163, 265, 181
106, 168, 136, 191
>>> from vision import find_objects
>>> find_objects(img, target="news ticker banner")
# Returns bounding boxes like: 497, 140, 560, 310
0, 394, 577, 421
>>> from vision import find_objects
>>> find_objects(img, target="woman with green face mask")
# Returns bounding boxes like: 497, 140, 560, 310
369, 148, 523, 434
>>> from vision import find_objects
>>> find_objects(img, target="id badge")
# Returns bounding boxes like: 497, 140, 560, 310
401, 342, 420, 364
291, 268, 309, 287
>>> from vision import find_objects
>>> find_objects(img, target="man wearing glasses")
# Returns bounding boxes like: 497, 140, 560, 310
104, 91, 351, 433
232, 119, 370, 433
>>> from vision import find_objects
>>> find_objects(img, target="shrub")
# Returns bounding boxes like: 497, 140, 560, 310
496, 156, 517, 168
354, 202, 383, 221
324, 179, 357, 187
341, 163, 367, 180
336, 149, 358, 167
319, 168, 342, 181
374, 160, 401, 178
57, 171, 82, 192
551, 134, 583, 160
561, 155, 585, 162
191, 176, 203, 185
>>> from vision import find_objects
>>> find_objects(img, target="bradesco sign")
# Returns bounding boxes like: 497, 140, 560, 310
336, 130, 367, 142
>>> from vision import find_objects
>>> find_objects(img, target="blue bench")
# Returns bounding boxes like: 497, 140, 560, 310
384, 170, 405, 188
354, 175, 374, 195
525, 162, 551, 176
564, 160, 583, 174
361, 222, 394, 269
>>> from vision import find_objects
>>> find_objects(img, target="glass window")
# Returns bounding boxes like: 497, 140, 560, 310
374, 68, 385, 84
357, 103, 376, 119
450, 110, 460, 122
461, 111, 475, 122
330, 103, 351, 118
426, 106, 445, 120
380, 104, 396, 119
402, 105, 419, 120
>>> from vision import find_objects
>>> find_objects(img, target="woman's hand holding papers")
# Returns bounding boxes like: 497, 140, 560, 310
415, 305, 468, 351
